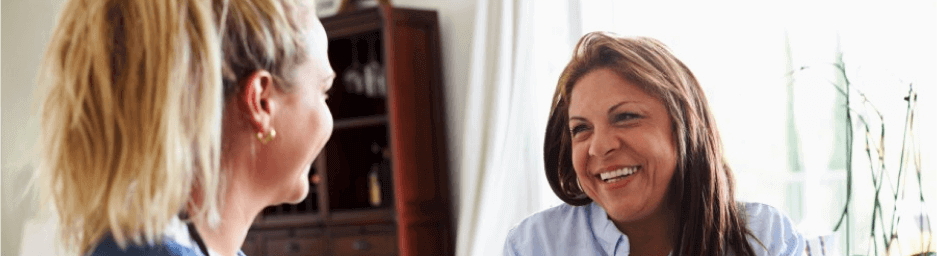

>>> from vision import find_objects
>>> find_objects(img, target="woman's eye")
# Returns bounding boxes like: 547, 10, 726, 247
570, 124, 590, 136
613, 112, 640, 123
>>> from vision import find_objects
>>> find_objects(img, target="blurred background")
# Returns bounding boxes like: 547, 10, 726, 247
3, 0, 935, 255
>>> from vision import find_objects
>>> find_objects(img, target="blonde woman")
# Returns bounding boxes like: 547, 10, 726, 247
37, 0, 334, 255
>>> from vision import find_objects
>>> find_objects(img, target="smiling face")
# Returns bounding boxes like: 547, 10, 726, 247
568, 68, 677, 224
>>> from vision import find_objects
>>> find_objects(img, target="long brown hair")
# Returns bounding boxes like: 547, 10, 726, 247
543, 32, 758, 255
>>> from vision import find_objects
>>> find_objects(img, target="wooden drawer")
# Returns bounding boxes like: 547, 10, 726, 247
333, 234, 396, 256
241, 237, 260, 256
265, 237, 327, 256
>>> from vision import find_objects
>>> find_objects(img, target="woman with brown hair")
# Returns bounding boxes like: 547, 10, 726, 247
504, 32, 805, 255
37, 0, 334, 255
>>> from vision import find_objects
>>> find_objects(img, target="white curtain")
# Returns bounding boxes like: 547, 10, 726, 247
454, 0, 579, 255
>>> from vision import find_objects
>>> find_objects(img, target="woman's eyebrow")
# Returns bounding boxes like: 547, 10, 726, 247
569, 100, 640, 121
607, 101, 638, 114
322, 72, 336, 84
569, 116, 588, 123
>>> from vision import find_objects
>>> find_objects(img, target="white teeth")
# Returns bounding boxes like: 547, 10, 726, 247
599, 167, 638, 182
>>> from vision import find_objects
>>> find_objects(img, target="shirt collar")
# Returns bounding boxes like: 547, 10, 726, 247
166, 217, 199, 250
589, 202, 629, 255
169, 217, 222, 256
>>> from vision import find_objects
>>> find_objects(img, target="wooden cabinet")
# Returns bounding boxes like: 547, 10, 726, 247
265, 237, 327, 256
245, 5, 453, 256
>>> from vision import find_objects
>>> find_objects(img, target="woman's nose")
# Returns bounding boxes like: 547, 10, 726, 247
588, 127, 621, 157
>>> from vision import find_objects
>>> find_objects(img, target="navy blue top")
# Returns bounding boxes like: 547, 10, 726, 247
88, 218, 246, 256
89, 235, 204, 256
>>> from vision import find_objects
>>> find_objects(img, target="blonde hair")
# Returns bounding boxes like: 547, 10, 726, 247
37, 0, 312, 253
215, 0, 312, 96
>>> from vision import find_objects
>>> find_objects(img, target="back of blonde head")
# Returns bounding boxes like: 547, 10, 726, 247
37, 0, 311, 253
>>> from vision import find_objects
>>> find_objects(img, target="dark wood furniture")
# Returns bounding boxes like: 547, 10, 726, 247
242, 5, 453, 256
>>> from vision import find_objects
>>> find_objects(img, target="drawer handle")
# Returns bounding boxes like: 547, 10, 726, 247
287, 242, 301, 253
353, 239, 371, 251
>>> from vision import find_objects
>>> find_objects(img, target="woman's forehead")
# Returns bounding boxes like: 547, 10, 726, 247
569, 70, 656, 108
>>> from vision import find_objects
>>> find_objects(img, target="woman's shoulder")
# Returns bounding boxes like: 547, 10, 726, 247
89, 218, 206, 256
739, 201, 806, 255
507, 203, 590, 237
504, 203, 599, 255
88, 235, 202, 256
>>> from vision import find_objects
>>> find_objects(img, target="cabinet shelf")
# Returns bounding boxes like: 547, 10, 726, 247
253, 213, 325, 230
251, 208, 394, 230
329, 208, 395, 226
333, 115, 388, 130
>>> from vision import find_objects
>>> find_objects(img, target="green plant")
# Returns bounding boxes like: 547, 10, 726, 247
792, 51, 932, 255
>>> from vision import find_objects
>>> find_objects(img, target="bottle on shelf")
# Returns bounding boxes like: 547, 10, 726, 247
369, 164, 382, 207
368, 142, 383, 207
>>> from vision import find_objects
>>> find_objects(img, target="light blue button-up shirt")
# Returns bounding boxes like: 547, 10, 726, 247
504, 202, 805, 256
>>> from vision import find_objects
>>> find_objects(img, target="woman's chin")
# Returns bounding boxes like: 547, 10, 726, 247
599, 199, 646, 223
283, 181, 310, 204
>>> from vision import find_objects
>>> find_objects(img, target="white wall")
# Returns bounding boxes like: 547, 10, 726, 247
0, 2, 6, 253
2, 0, 66, 255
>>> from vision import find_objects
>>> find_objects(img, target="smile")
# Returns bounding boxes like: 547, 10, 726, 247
596, 166, 640, 183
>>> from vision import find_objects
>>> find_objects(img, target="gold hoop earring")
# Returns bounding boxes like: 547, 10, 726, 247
256, 128, 277, 144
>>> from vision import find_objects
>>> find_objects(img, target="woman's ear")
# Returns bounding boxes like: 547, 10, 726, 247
237, 70, 279, 133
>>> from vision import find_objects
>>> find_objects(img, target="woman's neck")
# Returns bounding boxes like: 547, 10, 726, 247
612, 204, 678, 256
190, 160, 266, 256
